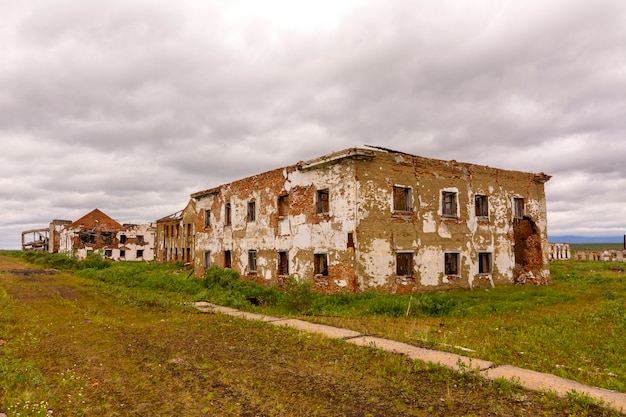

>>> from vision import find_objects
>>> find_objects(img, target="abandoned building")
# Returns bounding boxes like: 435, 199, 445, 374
57, 208, 156, 261
155, 200, 196, 264
548, 243, 571, 261
175, 147, 551, 293
21, 219, 72, 253
575, 249, 626, 262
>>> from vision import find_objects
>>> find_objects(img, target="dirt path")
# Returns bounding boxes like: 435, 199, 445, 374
197, 302, 626, 413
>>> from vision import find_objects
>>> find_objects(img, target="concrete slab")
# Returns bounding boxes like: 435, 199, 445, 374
484, 365, 626, 412
194, 302, 282, 322
346, 336, 492, 371
269, 319, 363, 339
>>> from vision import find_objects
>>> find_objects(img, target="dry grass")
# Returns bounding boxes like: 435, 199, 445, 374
1, 254, 621, 416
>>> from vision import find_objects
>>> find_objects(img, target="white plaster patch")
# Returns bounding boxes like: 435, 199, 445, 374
422, 212, 436, 233
362, 238, 392, 287
334, 279, 347, 288
438, 222, 452, 239
417, 246, 442, 286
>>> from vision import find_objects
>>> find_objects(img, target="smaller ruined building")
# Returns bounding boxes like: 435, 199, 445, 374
157, 147, 552, 293
155, 200, 196, 264
54, 209, 156, 261
21, 220, 72, 253
575, 249, 626, 262
548, 243, 571, 260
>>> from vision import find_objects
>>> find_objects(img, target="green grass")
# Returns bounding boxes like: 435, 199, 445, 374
5, 251, 626, 394
570, 243, 625, 251
7, 254, 622, 416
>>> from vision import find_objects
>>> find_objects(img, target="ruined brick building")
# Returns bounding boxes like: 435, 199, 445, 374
156, 200, 196, 264
157, 147, 551, 293
58, 209, 156, 261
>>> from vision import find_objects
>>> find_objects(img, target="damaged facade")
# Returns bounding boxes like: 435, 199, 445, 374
183, 147, 551, 293
155, 200, 196, 263
21, 220, 72, 253
57, 209, 156, 261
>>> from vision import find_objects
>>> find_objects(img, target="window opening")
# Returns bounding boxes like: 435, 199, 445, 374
120, 234, 127, 244
347, 232, 355, 249
278, 194, 289, 217
104, 249, 112, 258
479, 252, 492, 274
101, 232, 113, 244
137, 249, 144, 259
442, 191, 457, 217
514, 198, 525, 219
248, 250, 257, 273
393, 186, 412, 212
204, 209, 211, 227
445, 253, 459, 275
314, 253, 328, 276
316, 189, 329, 214
475, 195, 488, 218
136, 235, 144, 244
79, 231, 96, 244
225, 203, 232, 226
247, 201, 256, 222
278, 251, 289, 276
204, 251, 211, 268
396, 252, 413, 277
224, 250, 232, 269
120, 250, 126, 258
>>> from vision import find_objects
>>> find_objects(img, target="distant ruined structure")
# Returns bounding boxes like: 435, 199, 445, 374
22, 209, 156, 262
548, 243, 571, 261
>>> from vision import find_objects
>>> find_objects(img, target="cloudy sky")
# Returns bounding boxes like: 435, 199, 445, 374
1, 0, 625, 249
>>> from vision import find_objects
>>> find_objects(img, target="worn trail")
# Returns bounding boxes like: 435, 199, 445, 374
195, 301, 626, 413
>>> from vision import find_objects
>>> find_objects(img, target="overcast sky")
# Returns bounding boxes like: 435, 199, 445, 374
1, 0, 625, 249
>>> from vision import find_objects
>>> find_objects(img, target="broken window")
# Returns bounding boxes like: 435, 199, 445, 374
396, 252, 413, 277
204, 251, 211, 267
224, 250, 232, 269
316, 189, 329, 214
278, 251, 289, 276
393, 186, 412, 212
278, 194, 289, 217
204, 209, 211, 227
120, 234, 127, 244
247, 201, 256, 222
79, 231, 96, 244
248, 250, 257, 273
514, 197, 525, 219
444, 253, 460, 275
104, 249, 112, 258
479, 252, 492, 274
136, 235, 144, 244
475, 195, 489, 218
137, 249, 144, 258
442, 191, 457, 218
225, 203, 232, 226
314, 253, 328, 276
101, 232, 113, 244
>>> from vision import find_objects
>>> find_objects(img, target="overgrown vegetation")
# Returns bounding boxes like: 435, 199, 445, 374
1, 252, 622, 416
5, 251, 626, 395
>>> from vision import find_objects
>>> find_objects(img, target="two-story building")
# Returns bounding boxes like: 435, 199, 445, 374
183, 147, 550, 293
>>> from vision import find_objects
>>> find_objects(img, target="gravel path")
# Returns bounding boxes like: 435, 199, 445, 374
195, 301, 626, 413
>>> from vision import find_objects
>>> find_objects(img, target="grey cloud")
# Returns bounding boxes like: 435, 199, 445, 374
1, 0, 625, 248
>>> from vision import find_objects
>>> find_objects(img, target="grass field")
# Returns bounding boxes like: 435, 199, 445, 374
1, 251, 624, 416
569, 243, 625, 251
